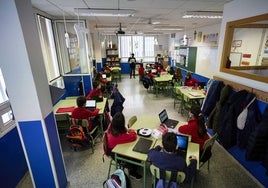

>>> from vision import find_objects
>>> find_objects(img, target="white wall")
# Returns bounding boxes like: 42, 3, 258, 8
169, 24, 221, 79
216, 0, 268, 91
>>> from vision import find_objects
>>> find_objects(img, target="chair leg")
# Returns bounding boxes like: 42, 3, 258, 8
107, 159, 113, 179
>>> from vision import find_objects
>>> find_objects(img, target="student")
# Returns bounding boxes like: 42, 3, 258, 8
147, 132, 197, 183
71, 96, 100, 131
86, 81, 103, 100
138, 63, 145, 81
178, 105, 210, 151
128, 53, 136, 79
184, 72, 199, 87
107, 112, 142, 179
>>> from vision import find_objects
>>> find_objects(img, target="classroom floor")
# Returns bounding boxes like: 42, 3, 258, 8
17, 75, 264, 188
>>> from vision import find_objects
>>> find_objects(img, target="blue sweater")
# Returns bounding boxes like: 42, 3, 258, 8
148, 145, 197, 183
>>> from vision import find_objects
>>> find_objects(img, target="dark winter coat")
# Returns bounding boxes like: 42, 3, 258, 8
246, 106, 268, 161
207, 85, 232, 133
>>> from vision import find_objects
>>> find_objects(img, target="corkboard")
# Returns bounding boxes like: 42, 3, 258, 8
213, 76, 268, 102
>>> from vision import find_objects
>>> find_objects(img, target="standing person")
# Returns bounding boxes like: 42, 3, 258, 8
71, 96, 100, 131
178, 105, 210, 151
107, 112, 142, 179
128, 53, 136, 79
148, 132, 197, 183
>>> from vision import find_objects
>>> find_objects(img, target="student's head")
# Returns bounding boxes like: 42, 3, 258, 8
92, 81, 100, 89
76, 96, 86, 107
162, 132, 177, 153
190, 105, 207, 138
131, 53, 134, 57
109, 112, 127, 136
185, 72, 192, 80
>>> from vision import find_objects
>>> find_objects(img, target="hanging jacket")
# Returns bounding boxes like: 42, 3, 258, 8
237, 96, 262, 149
246, 106, 268, 161
217, 90, 249, 149
111, 90, 125, 117
207, 84, 232, 133
201, 80, 224, 116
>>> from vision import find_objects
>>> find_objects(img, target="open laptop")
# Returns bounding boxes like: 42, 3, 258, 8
102, 74, 107, 79
176, 134, 189, 159
85, 100, 96, 110
158, 109, 179, 129
132, 137, 153, 154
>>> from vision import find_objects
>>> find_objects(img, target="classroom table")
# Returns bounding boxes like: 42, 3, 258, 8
112, 115, 199, 188
53, 97, 108, 134
175, 86, 206, 114
153, 74, 173, 96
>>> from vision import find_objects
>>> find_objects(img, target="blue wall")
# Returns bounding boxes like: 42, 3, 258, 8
0, 128, 28, 188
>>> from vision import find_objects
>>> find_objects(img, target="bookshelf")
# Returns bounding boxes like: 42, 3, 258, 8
106, 48, 120, 67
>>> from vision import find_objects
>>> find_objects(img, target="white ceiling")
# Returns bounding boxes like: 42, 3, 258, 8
31, 0, 233, 35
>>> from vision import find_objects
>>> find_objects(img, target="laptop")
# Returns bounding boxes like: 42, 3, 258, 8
132, 137, 153, 154
85, 100, 96, 110
102, 74, 107, 79
176, 134, 189, 159
158, 109, 179, 129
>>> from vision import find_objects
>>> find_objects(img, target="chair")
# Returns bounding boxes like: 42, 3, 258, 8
199, 133, 218, 170
150, 164, 186, 188
127, 115, 137, 128
173, 87, 183, 113
55, 113, 71, 135
70, 118, 100, 153
111, 69, 121, 83
181, 95, 195, 117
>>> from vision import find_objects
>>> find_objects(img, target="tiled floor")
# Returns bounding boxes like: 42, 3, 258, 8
17, 75, 264, 188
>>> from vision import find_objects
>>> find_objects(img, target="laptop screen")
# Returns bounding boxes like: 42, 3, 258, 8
159, 109, 168, 123
176, 134, 189, 151
102, 74, 107, 79
85, 100, 96, 108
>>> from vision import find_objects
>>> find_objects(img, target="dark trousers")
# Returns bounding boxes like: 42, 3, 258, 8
130, 63, 135, 78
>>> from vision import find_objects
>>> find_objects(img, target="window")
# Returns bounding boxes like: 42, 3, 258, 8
36, 15, 60, 82
0, 69, 15, 137
118, 35, 155, 62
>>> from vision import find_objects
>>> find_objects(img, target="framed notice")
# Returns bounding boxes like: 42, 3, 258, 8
232, 40, 242, 47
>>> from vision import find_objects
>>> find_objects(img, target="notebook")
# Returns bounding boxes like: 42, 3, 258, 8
85, 100, 96, 110
188, 91, 202, 97
158, 109, 179, 129
132, 137, 153, 154
176, 134, 189, 159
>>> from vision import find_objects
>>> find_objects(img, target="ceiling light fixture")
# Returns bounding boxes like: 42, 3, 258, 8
183, 11, 223, 19
77, 8, 135, 17
153, 27, 183, 31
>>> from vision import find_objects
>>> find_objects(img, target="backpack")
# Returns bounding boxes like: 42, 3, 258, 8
103, 169, 130, 188
66, 125, 88, 150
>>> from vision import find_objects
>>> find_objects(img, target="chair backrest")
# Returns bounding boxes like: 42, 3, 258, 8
200, 133, 218, 165
150, 164, 185, 186
71, 118, 90, 132
128, 115, 137, 128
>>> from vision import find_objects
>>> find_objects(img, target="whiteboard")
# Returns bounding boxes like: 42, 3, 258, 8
230, 52, 242, 66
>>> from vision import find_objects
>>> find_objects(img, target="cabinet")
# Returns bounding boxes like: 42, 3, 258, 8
175, 46, 197, 72
106, 48, 120, 67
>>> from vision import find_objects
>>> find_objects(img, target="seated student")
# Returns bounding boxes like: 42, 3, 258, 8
86, 81, 103, 100
138, 63, 145, 81
107, 112, 142, 180
147, 132, 197, 183
184, 72, 199, 87
71, 96, 100, 131
178, 105, 210, 151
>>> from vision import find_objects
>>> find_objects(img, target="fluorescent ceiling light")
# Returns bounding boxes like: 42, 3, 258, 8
154, 27, 183, 31
183, 11, 223, 19
77, 8, 135, 17
95, 26, 127, 31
